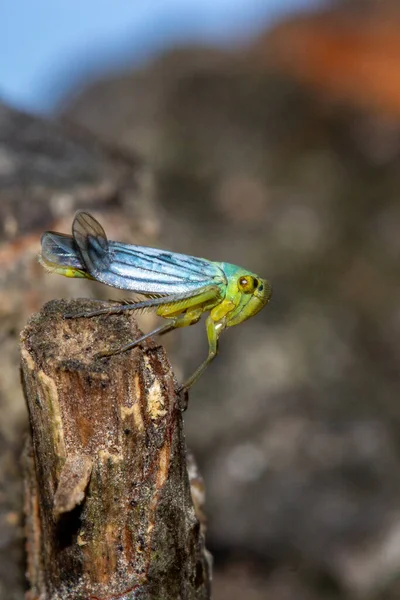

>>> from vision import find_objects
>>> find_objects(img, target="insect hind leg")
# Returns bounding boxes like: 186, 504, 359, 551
64, 302, 143, 320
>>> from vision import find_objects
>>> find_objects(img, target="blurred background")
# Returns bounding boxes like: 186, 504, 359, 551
1, 0, 400, 598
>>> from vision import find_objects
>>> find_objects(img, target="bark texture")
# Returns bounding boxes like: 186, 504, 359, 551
0, 100, 160, 599
20, 299, 211, 600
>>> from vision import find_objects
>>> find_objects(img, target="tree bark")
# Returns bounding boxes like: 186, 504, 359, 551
20, 299, 211, 600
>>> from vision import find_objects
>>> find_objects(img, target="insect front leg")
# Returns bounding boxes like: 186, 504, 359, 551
180, 316, 222, 391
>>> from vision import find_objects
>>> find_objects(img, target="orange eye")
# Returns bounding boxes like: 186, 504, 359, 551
238, 275, 258, 294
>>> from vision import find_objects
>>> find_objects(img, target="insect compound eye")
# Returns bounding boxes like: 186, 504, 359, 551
238, 275, 258, 294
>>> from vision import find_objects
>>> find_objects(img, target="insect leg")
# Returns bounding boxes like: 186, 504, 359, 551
64, 302, 146, 319
96, 321, 176, 358
180, 316, 221, 391
64, 286, 221, 320
96, 308, 203, 359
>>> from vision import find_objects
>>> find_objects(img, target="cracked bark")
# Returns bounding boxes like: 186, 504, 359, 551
20, 299, 212, 600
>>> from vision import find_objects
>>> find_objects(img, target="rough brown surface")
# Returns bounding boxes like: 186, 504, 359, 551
21, 299, 211, 600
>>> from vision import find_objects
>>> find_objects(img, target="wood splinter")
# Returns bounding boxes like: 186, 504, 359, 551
20, 299, 211, 600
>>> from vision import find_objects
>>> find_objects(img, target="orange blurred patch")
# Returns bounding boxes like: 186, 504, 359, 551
255, 9, 400, 119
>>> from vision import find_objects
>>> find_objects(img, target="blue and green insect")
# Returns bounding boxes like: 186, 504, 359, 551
39, 211, 272, 390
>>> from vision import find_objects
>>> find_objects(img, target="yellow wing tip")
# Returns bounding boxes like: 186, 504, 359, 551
37, 253, 89, 279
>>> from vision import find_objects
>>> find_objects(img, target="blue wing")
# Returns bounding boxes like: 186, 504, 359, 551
40, 231, 84, 270
42, 211, 226, 296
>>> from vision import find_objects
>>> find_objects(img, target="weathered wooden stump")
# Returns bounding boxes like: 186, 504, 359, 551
20, 299, 211, 600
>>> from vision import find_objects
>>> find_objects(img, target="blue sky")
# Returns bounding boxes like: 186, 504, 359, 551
0, 0, 327, 114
